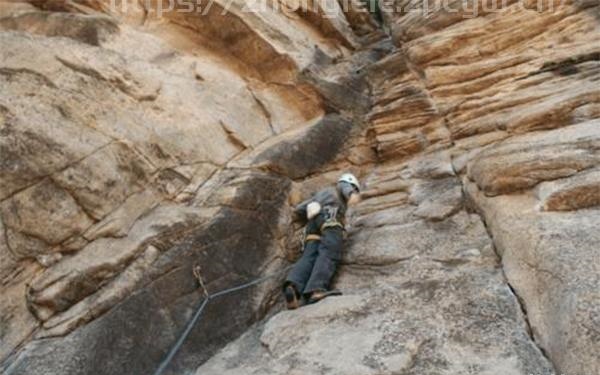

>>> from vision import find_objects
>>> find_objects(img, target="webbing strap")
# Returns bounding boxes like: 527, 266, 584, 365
321, 220, 344, 231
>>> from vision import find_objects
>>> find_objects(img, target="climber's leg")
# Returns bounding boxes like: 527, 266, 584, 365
283, 240, 319, 309
284, 239, 320, 308
283, 283, 300, 310
303, 227, 344, 299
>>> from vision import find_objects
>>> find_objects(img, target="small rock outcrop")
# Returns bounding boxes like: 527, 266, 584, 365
0, 0, 598, 374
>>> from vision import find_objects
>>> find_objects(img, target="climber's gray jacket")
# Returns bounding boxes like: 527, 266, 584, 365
294, 186, 348, 224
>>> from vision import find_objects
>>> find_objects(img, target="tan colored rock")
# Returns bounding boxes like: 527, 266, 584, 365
410, 177, 463, 221
0, 217, 41, 362
0, 178, 94, 251
1, 0, 600, 374
0, 5, 370, 366
0, 69, 111, 201
38, 244, 162, 337
196, 2, 600, 372
53, 141, 157, 220
466, 120, 600, 196
198, 202, 554, 374
466, 180, 600, 375
3, 227, 53, 260
26, 204, 217, 322
83, 188, 162, 240
0, 11, 119, 46
402, 150, 455, 179
0, 2, 37, 16
536, 168, 600, 211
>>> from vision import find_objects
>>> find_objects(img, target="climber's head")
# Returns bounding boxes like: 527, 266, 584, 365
337, 173, 360, 205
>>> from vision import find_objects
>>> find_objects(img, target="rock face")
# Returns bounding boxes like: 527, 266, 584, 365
0, 0, 599, 375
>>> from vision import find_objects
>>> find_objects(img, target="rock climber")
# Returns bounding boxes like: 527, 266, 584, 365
283, 173, 361, 309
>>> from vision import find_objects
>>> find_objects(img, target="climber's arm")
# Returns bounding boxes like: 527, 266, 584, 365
294, 194, 324, 221
294, 197, 311, 221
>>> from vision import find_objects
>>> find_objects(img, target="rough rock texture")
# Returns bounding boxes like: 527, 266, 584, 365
199, 168, 555, 375
0, 0, 599, 374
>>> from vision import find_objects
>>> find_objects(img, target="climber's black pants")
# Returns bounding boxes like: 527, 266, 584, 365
285, 226, 344, 296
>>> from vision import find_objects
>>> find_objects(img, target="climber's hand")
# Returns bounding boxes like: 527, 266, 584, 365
306, 202, 321, 220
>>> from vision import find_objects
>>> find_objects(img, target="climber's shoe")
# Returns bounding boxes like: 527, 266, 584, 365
284, 284, 300, 310
307, 289, 342, 305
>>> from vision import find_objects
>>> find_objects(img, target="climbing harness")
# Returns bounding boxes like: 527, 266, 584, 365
321, 220, 344, 231
151, 264, 293, 375
300, 206, 344, 250
320, 205, 345, 232
300, 225, 321, 250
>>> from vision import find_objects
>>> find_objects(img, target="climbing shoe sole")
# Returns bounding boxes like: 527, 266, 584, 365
307, 289, 343, 305
284, 285, 300, 310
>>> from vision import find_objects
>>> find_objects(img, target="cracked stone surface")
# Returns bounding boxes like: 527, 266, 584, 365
197, 160, 556, 375
1, 0, 599, 374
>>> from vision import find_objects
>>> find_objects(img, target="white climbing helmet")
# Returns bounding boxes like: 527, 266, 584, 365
338, 173, 360, 192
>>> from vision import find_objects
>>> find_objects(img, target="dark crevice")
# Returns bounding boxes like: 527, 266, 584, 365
463, 188, 559, 374
505, 280, 557, 371
55, 56, 160, 102
525, 51, 600, 78
247, 87, 276, 135
454, 151, 558, 371
0, 68, 57, 88
218, 121, 248, 152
